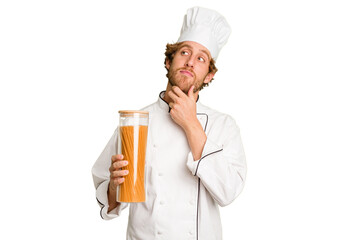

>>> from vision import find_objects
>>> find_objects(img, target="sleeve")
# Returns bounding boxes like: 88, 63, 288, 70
91, 128, 129, 220
186, 116, 247, 207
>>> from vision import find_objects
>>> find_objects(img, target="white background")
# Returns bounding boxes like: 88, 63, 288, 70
1, 0, 359, 239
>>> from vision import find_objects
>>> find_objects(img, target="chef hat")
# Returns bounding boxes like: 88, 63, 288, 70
177, 6, 231, 60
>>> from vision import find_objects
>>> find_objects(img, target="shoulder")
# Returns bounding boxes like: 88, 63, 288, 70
198, 102, 237, 126
140, 102, 157, 112
198, 103, 242, 147
139, 96, 164, 114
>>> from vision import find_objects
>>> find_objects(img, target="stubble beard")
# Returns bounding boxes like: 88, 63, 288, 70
168, 68, 203, 94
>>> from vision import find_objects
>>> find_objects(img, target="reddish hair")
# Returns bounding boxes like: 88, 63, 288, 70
164, 42, 218, 90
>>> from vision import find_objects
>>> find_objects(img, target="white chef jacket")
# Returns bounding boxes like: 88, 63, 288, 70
92, 91, 247, 240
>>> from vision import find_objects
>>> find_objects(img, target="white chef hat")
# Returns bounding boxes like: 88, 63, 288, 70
177, 7, 231, 60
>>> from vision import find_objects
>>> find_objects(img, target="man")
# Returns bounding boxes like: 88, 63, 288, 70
92, 6, 247, 240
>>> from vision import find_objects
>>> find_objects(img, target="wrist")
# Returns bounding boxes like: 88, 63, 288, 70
184, 120, 207, 161
107, 185, 120, 213
183, 118, 202, 134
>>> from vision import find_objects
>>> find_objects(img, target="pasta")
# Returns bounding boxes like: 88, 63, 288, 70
118, 125, 148, 202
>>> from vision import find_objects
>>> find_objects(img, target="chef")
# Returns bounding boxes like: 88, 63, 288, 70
92, 6, 247, 240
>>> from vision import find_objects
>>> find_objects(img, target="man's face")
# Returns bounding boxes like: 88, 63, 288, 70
166, 41, 214, 94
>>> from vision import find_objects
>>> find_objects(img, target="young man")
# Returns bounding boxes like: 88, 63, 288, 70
92, 7, 247, 240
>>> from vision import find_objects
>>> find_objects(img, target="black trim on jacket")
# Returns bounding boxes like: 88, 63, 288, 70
96, 197, 105, 220
194, 112, 223, 240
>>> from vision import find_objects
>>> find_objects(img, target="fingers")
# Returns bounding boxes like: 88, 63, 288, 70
187, 85, 195, 97
169, 86, 189, 100
167, 88, 180, 103
111, 154, 124, 162
114, 160, 129, 169
111, 169, 129, 178
109, 176, 125, 190
109, 154, 129, 187
109, 161, 128, 172
110, 154, 126, 169
171, 86, 186, 97
110, 169, 128, 187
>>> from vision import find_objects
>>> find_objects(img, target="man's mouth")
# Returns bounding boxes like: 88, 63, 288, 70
180, 70, 194, 77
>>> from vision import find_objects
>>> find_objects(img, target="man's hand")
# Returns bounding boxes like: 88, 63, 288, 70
107, 154, 129, 212
168, 86, 207, 161
168, 85, 198, 131
109, 154, 129, 191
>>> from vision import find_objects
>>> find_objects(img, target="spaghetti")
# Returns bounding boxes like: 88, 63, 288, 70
118, 125, 148, 202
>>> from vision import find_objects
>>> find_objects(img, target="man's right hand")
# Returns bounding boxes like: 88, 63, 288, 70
107, 154, 129, 212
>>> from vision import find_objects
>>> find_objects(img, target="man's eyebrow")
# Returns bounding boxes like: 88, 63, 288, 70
179, 44, 192, 50
200, 49, 211, 60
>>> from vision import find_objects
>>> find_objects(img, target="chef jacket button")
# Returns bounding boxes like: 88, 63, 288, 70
158, 172, 163, 176
153, 144, 157, 148
189, 199, 195, 205
189, 230, 194, 235
157, 230, 162, 235
160, 200, 165, 205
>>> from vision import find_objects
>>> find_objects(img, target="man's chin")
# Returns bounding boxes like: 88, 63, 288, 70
181, 86, 199, 94
168, 79, 199, 94
169, 80, 185, 92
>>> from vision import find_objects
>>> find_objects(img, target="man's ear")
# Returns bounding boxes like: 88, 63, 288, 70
204, 72, 215, 84
165, 58, 171, 70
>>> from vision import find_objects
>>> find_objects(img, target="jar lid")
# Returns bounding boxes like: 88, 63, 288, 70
118, 110, 149, 115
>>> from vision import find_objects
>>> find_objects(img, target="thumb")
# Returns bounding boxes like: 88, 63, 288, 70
188, 85, 195, 98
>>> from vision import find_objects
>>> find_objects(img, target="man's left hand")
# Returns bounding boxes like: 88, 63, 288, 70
168, 85, 207, 161
168, 85, 198, 131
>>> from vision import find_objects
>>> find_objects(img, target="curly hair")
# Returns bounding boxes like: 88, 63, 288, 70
164, 42, 218, 91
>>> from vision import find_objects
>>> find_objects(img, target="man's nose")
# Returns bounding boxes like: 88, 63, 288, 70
185, 56, 195, 68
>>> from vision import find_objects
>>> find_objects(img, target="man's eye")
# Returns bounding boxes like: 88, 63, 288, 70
181, 51, 189, 55
198, 57, 205, 62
